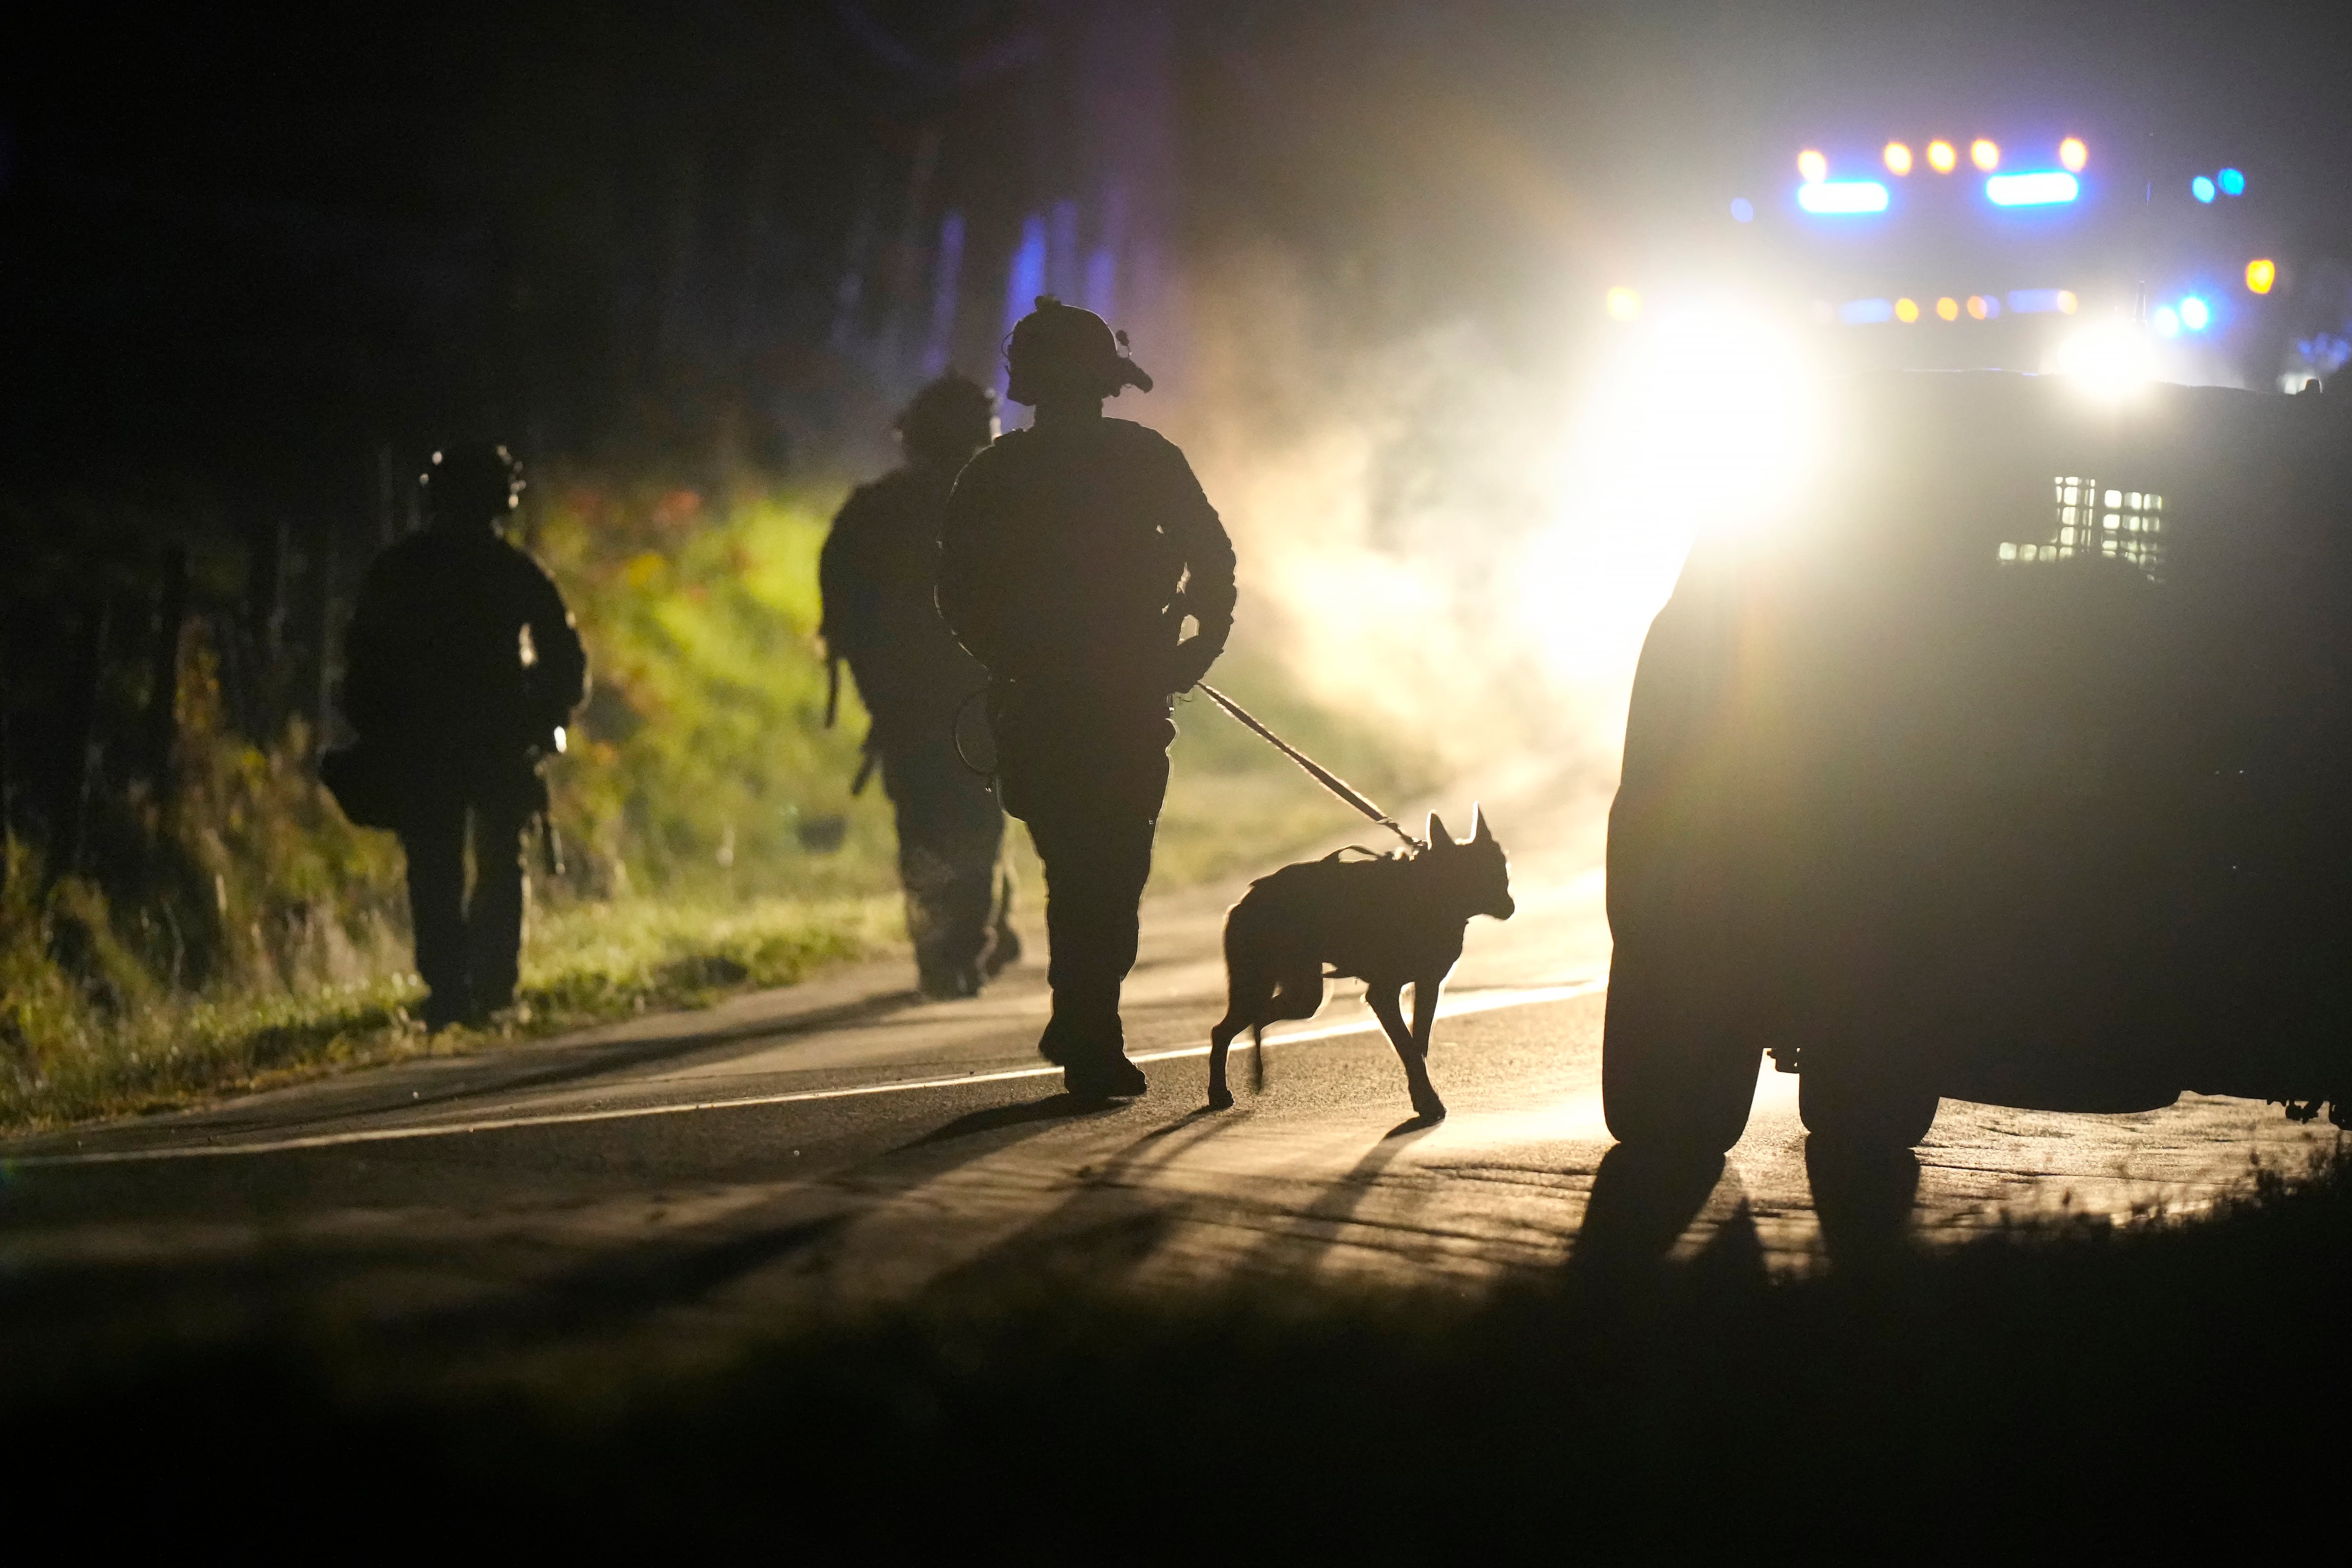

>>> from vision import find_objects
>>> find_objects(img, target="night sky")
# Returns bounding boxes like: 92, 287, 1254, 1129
7, 0, 2351, 507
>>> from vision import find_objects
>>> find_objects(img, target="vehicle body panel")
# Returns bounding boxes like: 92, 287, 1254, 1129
1610, 372, 2352, 1111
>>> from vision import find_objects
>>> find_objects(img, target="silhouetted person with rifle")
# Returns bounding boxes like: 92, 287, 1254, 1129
821, 371, 1018, 999
339, 444, 586, 1030
939, 298, 1237, 1099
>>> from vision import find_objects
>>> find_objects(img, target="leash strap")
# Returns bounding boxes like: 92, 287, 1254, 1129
1196, 683, 1422, 852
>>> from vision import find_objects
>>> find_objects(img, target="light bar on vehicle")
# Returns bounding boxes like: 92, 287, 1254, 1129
1986, 172, 2079, 207
2007, 288, 2079, 315
1797, 180, 1889, 214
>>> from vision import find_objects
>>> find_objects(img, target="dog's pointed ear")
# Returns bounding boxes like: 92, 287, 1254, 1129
1471, 803, 1493, 844
1425, 811, 1452, 849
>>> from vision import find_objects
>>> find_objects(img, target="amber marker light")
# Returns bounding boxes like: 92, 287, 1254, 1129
1797, 149, 1828, 183
1883, 142, 1913, 176
2247, 259, 2277, 295
1936, 297, 1960, 321
1605, 286, 1642, 321
1967, 295, 1988, 319
2057, 290, 2079, 315
1971, 139, 2000, 171
2059, 137, 2087, 172
1895, 297, 1921, 323
1926, 139, 1957, 173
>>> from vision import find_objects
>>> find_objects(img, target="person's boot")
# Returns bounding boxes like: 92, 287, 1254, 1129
419, 981, 475, 1032
983, 919, 1022, 979
924, 966, 980, 999
1051, 1010, 1144, 1100
1036, 1013, 1088, 1066
1064, 1051, 1147, 1102
982, 868, 1021, 979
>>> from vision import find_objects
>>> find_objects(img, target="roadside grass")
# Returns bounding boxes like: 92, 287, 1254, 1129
0, 891, 895, 1133
16, 1142, 2348, 1545
0, 716, 1412, 1137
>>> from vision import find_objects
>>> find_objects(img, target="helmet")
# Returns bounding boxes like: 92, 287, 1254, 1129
421, 442, 524, 525
895, 371, 999, 460
1004, 296, 1153, 406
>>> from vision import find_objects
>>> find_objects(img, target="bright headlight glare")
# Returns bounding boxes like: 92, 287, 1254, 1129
1531, 304, 1825, 677
2050, 323, 2154, 395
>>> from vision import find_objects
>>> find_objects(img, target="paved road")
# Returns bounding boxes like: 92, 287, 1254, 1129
0, 767, 2334, 1389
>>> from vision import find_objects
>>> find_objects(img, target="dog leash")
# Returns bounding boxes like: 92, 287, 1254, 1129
1195, 683, 1424, 852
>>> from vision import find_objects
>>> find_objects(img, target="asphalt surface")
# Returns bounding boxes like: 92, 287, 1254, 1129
0, 765, 2336, 1390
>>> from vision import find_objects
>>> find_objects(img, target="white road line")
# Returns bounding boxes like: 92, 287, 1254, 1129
2, 979, 1607, 1170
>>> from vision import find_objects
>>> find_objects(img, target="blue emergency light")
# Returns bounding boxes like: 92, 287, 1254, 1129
1797, 181, 1889, 215
1985, 172, 2079, 207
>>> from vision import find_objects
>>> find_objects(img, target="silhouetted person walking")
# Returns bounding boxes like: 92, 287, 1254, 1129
342, 444, 587, 1029
939, 298, 1237, 1099
822, 372, 1018, 998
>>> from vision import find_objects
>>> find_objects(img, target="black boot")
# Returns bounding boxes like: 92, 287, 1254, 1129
1064, 1052, 1148, 1102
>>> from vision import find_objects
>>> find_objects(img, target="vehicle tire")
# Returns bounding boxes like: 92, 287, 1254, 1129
1601, 951, 1762, 1155
1798, 1058, 1939, 1149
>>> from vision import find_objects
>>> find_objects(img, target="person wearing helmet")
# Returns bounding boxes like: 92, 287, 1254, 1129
821, 371, 1019, 999
938, 297, 1237, 1100
341, 443, 588, 1030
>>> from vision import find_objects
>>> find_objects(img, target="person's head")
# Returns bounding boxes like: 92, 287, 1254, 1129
896, 371, 1000, 468
421, 443, 524, 530
1003, 296, 1153, 409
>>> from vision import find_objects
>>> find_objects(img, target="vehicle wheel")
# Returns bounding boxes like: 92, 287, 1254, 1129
1601, 953, 1762, 1155
1798, 1058, 1939, 1149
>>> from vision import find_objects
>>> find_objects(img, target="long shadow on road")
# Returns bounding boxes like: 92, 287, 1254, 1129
1218, 1121, 1439, 1280
904, 1104, 1262, 1299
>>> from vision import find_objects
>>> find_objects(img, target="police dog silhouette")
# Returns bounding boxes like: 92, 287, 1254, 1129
1208, 809, 1514, 1122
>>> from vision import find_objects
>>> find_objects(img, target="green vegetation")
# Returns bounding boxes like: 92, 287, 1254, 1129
0, 478, 1434, 1133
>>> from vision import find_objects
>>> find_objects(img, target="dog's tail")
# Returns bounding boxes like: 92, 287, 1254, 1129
1250, 1023, 1267, 1094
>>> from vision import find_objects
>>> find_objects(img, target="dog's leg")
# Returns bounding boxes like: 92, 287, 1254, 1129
1211, 971, 1272, 1110
1409, 971, 1442, 1061
1208, 1012, 1241, 1110
1369, 981, 1446, 1122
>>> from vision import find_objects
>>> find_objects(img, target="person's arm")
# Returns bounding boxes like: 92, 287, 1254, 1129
1163, 445, 1237, 689
936, 456, 1009, 674
521, 558, 588, 730
818, 489, 874, 664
